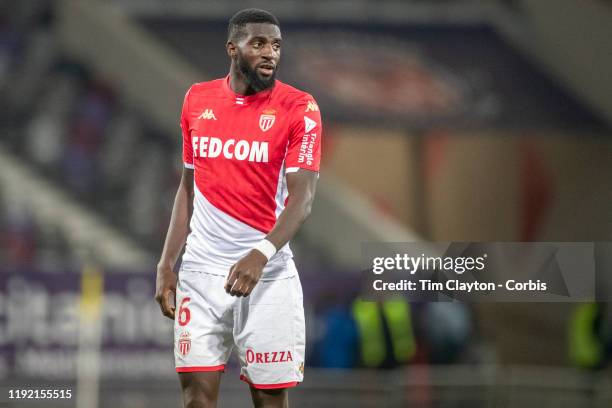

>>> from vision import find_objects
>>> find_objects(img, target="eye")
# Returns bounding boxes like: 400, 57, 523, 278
252, 42, 262, 49
272, 43, 281, 51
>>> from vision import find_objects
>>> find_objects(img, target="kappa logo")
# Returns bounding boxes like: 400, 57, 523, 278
305, 100, 319, 112
259, 108, 276, 132
198, 109, 217, 120
304, 116, 317, 133
179, 331, 191, 356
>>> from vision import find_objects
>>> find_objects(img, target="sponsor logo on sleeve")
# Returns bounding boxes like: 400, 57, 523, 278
304, 116, 317, 133
298, 118, 318, 166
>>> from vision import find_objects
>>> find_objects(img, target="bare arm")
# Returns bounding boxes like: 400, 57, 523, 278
225, 169, 318, 296
155, 167, 194, 319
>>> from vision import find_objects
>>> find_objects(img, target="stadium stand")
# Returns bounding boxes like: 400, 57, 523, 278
1, 1, 612, 407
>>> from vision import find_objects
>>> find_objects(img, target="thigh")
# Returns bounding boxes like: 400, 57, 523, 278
175, 270, 235, 372
234, 273, 305, 389
179, 371, 223, 408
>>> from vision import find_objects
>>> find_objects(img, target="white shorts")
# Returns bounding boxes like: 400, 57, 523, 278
174, 261, 305, 389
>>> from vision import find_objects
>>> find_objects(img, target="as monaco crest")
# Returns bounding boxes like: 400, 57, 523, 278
259, 109, 276, 132
179, 331, 191, 356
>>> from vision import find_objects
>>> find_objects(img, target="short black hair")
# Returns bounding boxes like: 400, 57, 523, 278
227, 8, 280, 42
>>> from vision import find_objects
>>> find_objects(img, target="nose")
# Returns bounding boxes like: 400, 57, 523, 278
261, 43, 275, 59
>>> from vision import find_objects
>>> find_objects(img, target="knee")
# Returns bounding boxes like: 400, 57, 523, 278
179, 372, 221, 408
183, 389, 216, 408
182, 380, 218, 408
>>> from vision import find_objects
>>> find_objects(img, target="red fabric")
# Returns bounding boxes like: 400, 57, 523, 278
176, 365, 226, 373
179, 76, 322, 232
239, 375, 299, 389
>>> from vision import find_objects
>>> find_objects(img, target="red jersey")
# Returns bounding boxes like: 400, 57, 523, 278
179, 75, 322, 278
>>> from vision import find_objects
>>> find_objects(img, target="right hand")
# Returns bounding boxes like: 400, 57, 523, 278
155, 263, 177, 320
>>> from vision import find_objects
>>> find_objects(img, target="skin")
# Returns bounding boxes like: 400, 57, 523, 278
155, 167, 193, 321
227, 22, 282, 95
154, 22, 317, 408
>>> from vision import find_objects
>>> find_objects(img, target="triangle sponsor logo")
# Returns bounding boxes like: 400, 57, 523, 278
304, 116, 317, 133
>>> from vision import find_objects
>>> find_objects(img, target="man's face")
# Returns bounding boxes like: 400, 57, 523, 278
233, 23, 281, 92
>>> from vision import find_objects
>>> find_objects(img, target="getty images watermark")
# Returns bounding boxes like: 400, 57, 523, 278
361, 242, 612, 302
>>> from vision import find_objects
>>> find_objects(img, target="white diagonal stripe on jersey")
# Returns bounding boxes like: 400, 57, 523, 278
274, 161, 288, 219
182, 185, 293, 278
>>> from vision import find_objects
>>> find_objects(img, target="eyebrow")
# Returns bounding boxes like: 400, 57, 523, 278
249, 35, 282, 42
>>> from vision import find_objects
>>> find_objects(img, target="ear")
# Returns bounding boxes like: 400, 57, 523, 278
226, 41, 237, 58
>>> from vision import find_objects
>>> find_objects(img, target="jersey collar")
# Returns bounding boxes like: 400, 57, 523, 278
223, 74, 275, 106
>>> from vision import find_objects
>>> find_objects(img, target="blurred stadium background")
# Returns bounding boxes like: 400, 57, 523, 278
1, 0, 611, 406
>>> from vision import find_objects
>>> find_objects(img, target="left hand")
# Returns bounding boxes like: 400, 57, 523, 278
224, 249, 268, 297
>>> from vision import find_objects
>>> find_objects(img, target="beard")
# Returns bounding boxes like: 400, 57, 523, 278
236, 52, 276, 93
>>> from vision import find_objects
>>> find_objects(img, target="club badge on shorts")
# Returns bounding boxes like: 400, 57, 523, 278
259, 108, 276, 132
179, 331, 191, 356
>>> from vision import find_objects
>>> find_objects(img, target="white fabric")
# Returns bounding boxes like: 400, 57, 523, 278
181, 185, 294, 279
274, 161, 289, 219
253, 239, 277, 261
174, 264, 305, 386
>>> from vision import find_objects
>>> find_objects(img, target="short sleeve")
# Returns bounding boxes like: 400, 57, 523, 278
285, 95, 322, 173
180, 87, 194, 169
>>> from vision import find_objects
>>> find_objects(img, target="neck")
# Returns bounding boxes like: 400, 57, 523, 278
229, 63, 257, 96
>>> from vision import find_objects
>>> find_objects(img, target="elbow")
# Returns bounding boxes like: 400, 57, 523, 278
302, 203, 312, 222
287, 190, 315, 223
301, 195, 314, 222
